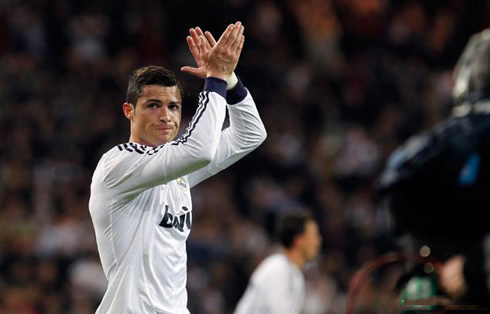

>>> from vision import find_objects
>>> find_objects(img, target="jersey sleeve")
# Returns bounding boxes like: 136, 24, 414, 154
101, 78, 228, 200
188, 78, 267, 188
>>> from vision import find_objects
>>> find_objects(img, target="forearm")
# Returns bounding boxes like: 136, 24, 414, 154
163, 77, 228, 180
187, 77, 266, 187
175, 77, 228, 159
226, 77, 267, 148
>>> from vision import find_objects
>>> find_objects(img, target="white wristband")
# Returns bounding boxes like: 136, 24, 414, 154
226, 72, 238, 90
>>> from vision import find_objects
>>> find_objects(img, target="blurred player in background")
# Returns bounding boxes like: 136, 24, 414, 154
378, 29, 490, 306
234, 211, 322, 314
89, 22, 267, 313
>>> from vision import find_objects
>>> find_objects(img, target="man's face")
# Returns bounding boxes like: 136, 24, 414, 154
124, 85, 182, 147
298, 220, 322, 262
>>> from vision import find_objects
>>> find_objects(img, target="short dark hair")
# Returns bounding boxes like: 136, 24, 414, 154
277, 211, 314, 249
126, 65, 183, 106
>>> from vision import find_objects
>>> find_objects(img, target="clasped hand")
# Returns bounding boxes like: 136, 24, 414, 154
181, 22, 245, 81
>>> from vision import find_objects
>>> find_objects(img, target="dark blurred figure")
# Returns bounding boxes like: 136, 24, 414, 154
378, 29, 490, 306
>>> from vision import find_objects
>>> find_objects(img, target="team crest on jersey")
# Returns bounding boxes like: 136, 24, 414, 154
176, 177, 188, 192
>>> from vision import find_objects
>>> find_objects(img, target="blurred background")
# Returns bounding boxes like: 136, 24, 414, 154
0, 0, 489, 313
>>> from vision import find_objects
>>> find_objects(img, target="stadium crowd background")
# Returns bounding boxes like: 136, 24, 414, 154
0, 0, 489, 313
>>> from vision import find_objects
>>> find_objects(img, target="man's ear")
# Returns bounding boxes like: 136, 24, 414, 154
123, 102, 135, 121
292, 234, 303, 249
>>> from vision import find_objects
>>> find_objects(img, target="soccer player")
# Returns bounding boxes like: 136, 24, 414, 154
89, 22, 267, 313
234, 211, 322, 314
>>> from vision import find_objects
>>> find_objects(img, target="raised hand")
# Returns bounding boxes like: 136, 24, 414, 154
181, 22, 245, 81
180, 27, 208, 78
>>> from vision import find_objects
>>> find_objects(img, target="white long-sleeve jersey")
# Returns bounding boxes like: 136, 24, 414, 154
234, 253, 306, 314
89, 78, 266, 314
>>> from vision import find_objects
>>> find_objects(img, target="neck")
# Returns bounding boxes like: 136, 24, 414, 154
283, 248, 306, 270
128, 134, 156, 147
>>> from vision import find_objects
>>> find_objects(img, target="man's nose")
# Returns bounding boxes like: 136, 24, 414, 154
159, 107, 170, 122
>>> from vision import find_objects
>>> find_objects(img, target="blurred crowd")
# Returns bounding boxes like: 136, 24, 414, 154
1, 0, 489, 313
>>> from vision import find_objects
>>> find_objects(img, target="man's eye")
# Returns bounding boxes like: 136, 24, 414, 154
148, 103, 158, 108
